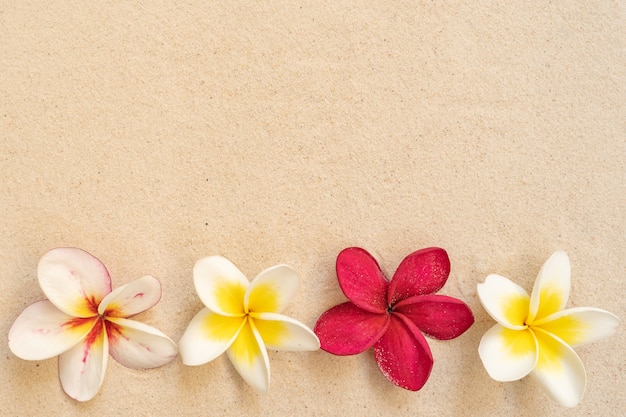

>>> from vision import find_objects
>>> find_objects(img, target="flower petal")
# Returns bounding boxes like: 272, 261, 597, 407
179, 308, 245, 366
98, 275, 162, 317
38, 247, 112, 318
477, 274, 530, 329
58, 320, 109, 401
531, 328, 586, 407
336, 247, 388, 314
387, 247, 450, 306
393, 294, 474, 340
535, 307, 620, 348
245, 264, 299, 314
314, 302, 390, 355
251, 312, 320, 351
528, 251, 570, 323
227, 318, 271, 393
8, 300, 96, 360
478, 323, 537, 381
373, 314, 433, 391
193, 256, 248, 317
105, 317, 177, 369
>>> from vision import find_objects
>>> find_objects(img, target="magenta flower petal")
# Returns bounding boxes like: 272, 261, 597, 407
394, 294, 475, 340
336, 247, 388, 313
373, 314, 434, 391
314, 302, 390, 355
316, 247, 474, 392
387, 247, 450, 306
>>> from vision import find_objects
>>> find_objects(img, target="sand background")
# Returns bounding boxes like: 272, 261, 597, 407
1, 1, 624, 416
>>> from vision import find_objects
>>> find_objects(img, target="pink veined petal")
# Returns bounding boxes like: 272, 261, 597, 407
98, 275, 162, 317
387, 247, 450, 306
535, 307, 620, 348
227, 318, 271, 394
373, 314, 434, 391
245, 264, 300, 314
179, 308, 246, 366
8, 300, 97, 360
314, 302, 390, 355
105, 317, 177, 369
38, 247, 112, 318
336, 247, 389, 314
58, 319, 109, 402
531, 328, 586, 407
477, 274, 530, 330
478, 323, 537, 382
193, 256, 249, 317
393, 294, 474, 340
251, 312, 320, 351
528, 251, 571, 323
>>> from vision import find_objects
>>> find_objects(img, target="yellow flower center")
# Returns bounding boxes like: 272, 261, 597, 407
499, 284, 591, 374
215, 280, 247, 315
246, 282, 280, 313
532, 285, 564, 322
200, 277, 290, 366
502, 293, 530, 327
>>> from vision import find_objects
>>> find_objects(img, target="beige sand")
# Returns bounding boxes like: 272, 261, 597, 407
1, 2, 623, 416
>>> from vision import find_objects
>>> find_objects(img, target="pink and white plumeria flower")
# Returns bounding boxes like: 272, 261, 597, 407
8, 248, 178, 401
179, 256, 320, 393
477, 251, 620, 407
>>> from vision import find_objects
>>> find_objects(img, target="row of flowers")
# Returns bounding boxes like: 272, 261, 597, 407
8, 247, 619, 407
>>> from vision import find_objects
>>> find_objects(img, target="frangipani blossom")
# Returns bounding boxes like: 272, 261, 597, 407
314, 247, 474, 391
178, 256, 320, 393
477, 251, 620, 407
8, 248, 178, 401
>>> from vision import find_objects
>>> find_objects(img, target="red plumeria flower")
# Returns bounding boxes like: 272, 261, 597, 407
314, 247, 474, 391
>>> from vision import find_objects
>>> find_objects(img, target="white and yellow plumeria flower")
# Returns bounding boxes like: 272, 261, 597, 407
477, 251, 619, 407
179, 256, 320, 393
8, 248, 178, 401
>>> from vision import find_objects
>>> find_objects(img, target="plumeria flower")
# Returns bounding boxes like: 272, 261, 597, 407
178, 256, 320, 393
314, 247, 474, 391
477, 251, 620, 407
8, 248, 178, 401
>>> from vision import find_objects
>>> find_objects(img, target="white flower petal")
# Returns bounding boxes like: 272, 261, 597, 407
193, 256, 249, 317
477, 274, 530, 329
58, 320, 109, 402
478, 323, 537, 381
8, 300, 96, 360
536, 307, 620, 348
105, 317, 177, 369
98, 275, 162, 317
179, 308, 245, 366
227, 319, 270, 394
528, 251, 570, 323
38, 247, 112, 318
245, 264, 299, 314
251, 312, 320, 351
531, 328, 586, 407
